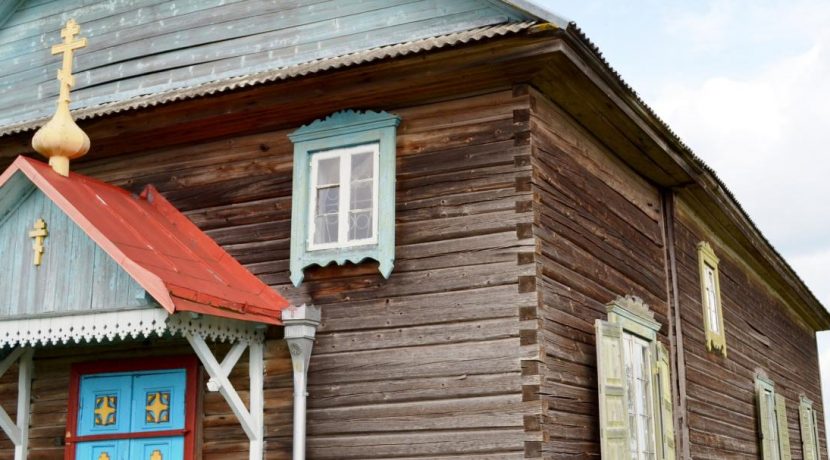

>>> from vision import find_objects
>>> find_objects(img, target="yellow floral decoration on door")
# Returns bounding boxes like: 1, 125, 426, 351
145, 391, 171, 424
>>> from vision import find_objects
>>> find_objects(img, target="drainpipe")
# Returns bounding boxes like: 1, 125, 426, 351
283, 305, 321, 460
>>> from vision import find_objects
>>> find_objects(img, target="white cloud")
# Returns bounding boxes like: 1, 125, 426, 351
653, 31, 830, 308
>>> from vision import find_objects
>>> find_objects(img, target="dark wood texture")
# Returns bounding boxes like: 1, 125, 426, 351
673, 199, 827, 460
528, 88, 671, 459
2, 87, 536, 459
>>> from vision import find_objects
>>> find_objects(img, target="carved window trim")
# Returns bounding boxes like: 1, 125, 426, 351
755, 373, 792, 460
697, 241, 727, 356
596, 295, 676, 460
288, 110, 400, 286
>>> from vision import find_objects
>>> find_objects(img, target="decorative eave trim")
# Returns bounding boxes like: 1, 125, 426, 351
0, 309, 267, 348
288, 110, 400, 143
606, 295, 660, 340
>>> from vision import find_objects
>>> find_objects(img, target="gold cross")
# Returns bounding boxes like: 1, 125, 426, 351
94, 396, 117, 426
28, 219, 48, 266
50, 19, 87, 107
145, 392, 170, 423
150, 449, 163, 460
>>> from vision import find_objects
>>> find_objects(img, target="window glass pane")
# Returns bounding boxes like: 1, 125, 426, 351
316, 157, 340, 185
623, 333, 655, 460
766, 391, 779, 460
351, 151, 374, 181
314, 214, 338, 244
704, 265, 720, 333
348, 210, 373, 241
317, 187, 340, 215
350, 181, 373, 210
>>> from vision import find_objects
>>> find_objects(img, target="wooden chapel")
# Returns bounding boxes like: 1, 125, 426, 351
0, 1, 825, 459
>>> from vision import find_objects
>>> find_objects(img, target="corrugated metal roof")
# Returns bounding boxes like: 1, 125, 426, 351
0, 156, 290, 324
0, 21, 536, 138
561, 22, 827, 316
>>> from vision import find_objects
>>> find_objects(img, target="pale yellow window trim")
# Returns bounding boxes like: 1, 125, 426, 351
697, 241, 726, 356
595, 296, 677, 460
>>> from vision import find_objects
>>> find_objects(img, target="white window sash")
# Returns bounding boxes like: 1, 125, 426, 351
308, 143, 380, 251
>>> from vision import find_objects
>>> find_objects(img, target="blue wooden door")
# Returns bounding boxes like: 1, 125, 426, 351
75, 369, 187, 460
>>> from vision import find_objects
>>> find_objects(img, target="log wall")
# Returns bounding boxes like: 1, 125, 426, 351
527, 88, 671, 458
50, 88, 535, 459
673, 199, 827, 460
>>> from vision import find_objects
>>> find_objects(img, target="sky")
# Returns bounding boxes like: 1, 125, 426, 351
534, 0, 830, 443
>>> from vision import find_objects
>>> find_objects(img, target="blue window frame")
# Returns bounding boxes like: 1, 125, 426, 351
288, 110, 400, 286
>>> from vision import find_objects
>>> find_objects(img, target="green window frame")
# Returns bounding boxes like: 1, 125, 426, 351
697, 241, 727, 356
755, 374, 792, 460
595, 295, 676, 460
799, 395, 821, 460
288, 110, 400, 286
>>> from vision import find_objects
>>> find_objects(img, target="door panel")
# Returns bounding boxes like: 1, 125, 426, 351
75, 439, 128, 460
131, 370, 187, 432
129, 437, 184, 460
78, 375, 133, 436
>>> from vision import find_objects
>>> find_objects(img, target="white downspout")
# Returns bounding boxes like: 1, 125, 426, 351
283, 305, 321, 460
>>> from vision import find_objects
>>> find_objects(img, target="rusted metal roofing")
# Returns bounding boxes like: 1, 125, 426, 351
0, 21, 537, 138
0, 156, 290, 324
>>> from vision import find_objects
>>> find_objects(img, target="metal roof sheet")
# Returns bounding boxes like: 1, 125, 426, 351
0, 21, 536, 138
0, 156, 290, 324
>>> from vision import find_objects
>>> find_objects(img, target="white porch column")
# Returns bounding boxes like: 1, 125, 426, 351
14, 349, 33, 460
0, 347, 34, 460
283, 305, 321, 460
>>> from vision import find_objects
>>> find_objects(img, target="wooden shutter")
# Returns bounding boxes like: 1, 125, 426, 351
595, 319, 629, 460
775, 394, 791, 460
653, 342, 676, 460
757, 379, 775, 460
800, 398, 818, 460
812, 410, 821, 460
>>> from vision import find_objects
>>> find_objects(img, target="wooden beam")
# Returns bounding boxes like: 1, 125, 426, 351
185, 333, 258, 442
206, 341, 248, 392
14, 349, 32, 460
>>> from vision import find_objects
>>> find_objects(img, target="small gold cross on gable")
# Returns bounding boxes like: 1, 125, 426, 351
51, 19, 87, 105
28, 219, 48, 266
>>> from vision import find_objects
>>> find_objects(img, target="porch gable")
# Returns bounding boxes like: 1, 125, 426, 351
0, 174, 149, 317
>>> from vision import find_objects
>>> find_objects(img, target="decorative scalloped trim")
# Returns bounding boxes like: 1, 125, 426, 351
0, 309, 265, 348
291, 252, 393, 286
166, 313, 265, 343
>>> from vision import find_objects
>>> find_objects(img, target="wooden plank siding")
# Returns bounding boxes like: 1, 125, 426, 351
673, 199, 827, 460
0, 0, 528, 127
0, 88, 538, 459
527, 88, 672, 459
0, 188, 149, 316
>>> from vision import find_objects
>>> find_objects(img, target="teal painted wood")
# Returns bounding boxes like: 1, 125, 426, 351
0, 177, 149, 318
288, 110, 400, 286
0, 0, 532, 128
0, 0, 24, 29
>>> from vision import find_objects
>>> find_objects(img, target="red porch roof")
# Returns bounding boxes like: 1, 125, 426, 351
0, 156, 289, 325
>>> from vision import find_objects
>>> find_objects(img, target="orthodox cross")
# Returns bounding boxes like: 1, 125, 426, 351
51, 19, 87, 108
28, 219, 48, 266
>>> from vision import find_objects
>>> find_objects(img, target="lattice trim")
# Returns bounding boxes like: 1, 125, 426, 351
0, 309, 265, 348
